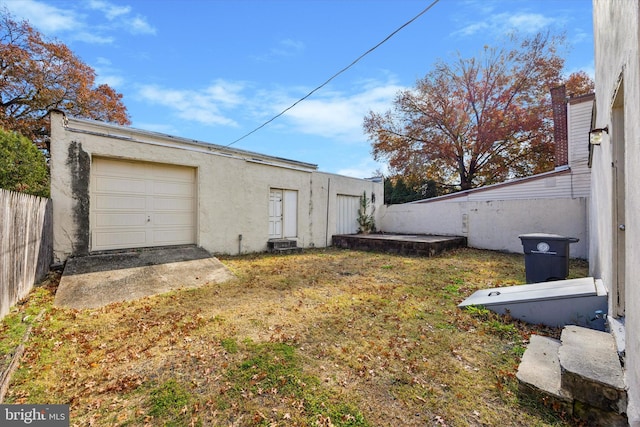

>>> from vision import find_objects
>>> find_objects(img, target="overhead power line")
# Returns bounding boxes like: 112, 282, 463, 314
225, 0, 441, 147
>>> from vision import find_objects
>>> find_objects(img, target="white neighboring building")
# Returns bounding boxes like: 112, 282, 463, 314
591, 1, 640, 423
49, 111, 382, 262
379, 92, 594, 259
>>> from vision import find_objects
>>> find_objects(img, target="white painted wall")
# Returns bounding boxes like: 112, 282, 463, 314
49, 112, 382, 262
379, 198, 587, 258
592, 1, 640, 423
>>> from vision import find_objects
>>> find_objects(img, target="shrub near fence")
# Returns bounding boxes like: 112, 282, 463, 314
0, 189, 52, 320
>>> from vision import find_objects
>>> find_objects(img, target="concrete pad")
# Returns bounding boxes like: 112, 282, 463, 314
54, 246, 234, 309
332, 233, 466, 257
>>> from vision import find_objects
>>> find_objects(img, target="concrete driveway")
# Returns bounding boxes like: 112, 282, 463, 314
54, 246, 234, 309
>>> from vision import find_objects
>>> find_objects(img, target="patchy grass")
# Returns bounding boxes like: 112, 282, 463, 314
0, 273, 59, 374
2, 248, 589, 426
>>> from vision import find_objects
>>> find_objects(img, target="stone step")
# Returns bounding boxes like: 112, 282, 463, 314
268, 239, 298, 250
270, 246, 303, 255
517, 326, 628, 426
516, 335, 574, 413
559, 325, 627, 414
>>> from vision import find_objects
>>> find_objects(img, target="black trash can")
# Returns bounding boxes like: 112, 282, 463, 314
519, 233, 579, 283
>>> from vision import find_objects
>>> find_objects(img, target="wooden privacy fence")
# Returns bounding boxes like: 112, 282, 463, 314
0, 189, 52, 320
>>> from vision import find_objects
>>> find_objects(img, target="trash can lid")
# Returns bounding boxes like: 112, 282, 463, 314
518, 233, 579, 242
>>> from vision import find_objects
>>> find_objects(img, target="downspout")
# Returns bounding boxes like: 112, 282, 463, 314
325, 178, 331, 247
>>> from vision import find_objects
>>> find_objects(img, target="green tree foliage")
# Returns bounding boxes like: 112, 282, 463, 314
0, 127, 49, 197
384, 176, 442, 204
356, 191, 376, 233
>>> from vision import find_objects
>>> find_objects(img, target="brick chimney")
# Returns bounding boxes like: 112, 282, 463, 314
550, 85, 568, 167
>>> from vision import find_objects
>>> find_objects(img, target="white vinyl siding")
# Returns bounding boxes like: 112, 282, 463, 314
336, 195, 360, 234
567, 98, 594, 198
91, 158, 196, 251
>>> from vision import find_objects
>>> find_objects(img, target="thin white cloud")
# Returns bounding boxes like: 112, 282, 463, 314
87, 0, 131, 20
137, 80, 247, 127
337, 157, 388, 179
3, 0, 80, 33
134, 75, 402, 145
86, 0, 155, 34
91, 57, 125, 87
253, 38, 306, 62
502, 13, 556, 33
73, 31, 115, 45
453, 11, 559, 37
275, 38, 305, 55
96, 74, 124, 87
4, 0, 156, 42
128, 15, 156, 35
273, 80, 404, 143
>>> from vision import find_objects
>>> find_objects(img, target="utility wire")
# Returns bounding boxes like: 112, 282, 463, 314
225, 0, 441, 147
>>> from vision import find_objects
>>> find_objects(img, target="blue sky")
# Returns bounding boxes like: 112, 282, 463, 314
4, 0, 593, 178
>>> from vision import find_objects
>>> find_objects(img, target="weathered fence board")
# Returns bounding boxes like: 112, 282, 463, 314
0, 189, 52, 320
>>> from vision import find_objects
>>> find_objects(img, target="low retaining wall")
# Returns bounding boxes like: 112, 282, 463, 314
378, 197, 588, 259
332, 234, 467, 257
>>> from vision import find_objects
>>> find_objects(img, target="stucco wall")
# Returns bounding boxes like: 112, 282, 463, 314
50, 112, 382, 262
592, 1, 640, 423
379, 198, 588, 259
309, 172, 382, 247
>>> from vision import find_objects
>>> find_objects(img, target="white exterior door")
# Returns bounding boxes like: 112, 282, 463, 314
269, 190, 283, 239
269, 189, 298, 239
283, 190, 298, 238
336, 195, 360, 234
612, 88, 626, 316
91, 158, 196, 251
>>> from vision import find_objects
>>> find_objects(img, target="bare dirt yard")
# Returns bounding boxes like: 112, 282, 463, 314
1, 248, 588, 426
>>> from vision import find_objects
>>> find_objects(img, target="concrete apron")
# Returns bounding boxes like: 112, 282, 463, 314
54, 246, 235, 309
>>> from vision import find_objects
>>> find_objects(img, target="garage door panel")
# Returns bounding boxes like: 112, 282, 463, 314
153, 197, 193, 211
152, 181, 195, 197
336, 195, 360, 234
94, 158, 146, 176
91, 158, 196, 251
152, 229, 194, 245
95, 195, 146, 211
93, 231, 148, 249
154, 212, 194, 226
151, 164, 194, 180
95, 212, 147, 227
96, 176, 147, 194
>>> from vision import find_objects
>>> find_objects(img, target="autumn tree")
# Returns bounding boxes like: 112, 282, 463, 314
564, 70, 595, 98
0, 8, 130, 148
364, 32, 588, 193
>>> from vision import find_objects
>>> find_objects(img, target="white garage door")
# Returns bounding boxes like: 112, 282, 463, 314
336, 194, 360, 234
91, 158, 196, 251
